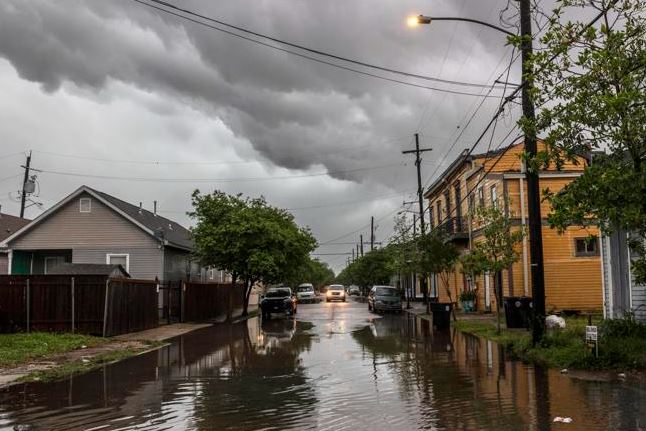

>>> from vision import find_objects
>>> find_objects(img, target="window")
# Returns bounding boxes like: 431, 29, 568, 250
490, 185, 498, 208
429, 207, 434, 229
477, 187, 485, 208
574, 238, 599, 257
79, 198, 92, 213
468, 193, 476, 214
436, 201, 442, 225
106, 254, 129, 272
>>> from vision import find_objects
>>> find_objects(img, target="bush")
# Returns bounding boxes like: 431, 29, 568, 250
458, 290, 477, 302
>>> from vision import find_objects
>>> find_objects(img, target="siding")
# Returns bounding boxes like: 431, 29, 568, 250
74, 247, 163, 281
9, 191, 164, 280
0, 254, 7, 274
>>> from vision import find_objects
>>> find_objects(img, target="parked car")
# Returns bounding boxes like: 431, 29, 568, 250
348, 286, 361, 296
296, 283, 317, 303
326, 284, 346, 302
261, 287, 297, 319
368, 286, 402, 313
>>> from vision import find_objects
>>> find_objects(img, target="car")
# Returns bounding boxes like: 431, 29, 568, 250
296, 283, 317, 303
325, 284, 346, 302
348, 286, 361, 296
260, 287, 297, 319
368, 285, 402, 313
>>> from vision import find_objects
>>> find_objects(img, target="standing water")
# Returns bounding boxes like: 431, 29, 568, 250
0, 302, 644, 430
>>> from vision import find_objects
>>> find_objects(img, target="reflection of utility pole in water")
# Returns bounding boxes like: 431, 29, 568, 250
534, 366, 551, 431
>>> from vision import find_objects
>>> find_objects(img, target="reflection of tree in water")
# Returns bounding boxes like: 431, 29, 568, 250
194, 318, 317, 430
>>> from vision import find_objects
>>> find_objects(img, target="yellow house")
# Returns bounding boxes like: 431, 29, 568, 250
424, 141, 602, 313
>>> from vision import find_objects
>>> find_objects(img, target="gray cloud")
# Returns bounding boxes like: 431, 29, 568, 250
0, 0, 528, 270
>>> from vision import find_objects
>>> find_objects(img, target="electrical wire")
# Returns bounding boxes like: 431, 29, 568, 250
136, 0, 513, 91
36, 163, 404, 183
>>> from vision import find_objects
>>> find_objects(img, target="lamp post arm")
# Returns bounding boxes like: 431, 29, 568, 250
427, 16, 516, 37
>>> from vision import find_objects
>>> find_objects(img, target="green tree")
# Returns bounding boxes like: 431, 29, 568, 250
336, 248, 394, 294
190, 190, 316, 319
389, 214, 418, 295
284, 257, 335, 291
462, 206, 525, 331
526, 0, 646, 281
415, 230, 459, 317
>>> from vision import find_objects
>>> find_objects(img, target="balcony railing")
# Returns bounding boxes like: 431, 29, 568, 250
437, 216, 468, 240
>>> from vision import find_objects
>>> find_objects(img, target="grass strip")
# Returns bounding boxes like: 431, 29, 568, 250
0, 332, 106, 367
455, 316, 646, 371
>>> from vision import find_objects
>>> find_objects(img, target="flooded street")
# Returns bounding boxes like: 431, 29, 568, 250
1, 300, 645, 430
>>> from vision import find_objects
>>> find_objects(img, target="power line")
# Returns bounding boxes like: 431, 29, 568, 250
138, 0, 513, 90
36, 163, 403, 183
133, 0, 511, 98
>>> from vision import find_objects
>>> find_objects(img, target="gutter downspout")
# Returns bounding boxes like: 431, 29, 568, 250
520, 175, 529, 296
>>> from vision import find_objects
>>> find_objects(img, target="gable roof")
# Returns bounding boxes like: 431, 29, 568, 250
1, 185, 193, 251
0, 213, 30, 243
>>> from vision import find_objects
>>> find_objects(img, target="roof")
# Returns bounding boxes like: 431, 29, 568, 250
0, 213, 30, 243
46, 263, 130, 277
1, 185, 193, 251
89, 187, 193, 250
424, 149, 472, 198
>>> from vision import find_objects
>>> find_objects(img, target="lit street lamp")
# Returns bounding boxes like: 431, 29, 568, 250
407, 2, 547, 343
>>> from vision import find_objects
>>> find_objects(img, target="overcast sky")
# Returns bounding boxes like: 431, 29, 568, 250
0, 0, 536, 272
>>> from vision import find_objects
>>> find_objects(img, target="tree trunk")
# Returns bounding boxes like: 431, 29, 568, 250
494, 271, 502, 334
227, 272, 237, 322
241, 277, 253, 317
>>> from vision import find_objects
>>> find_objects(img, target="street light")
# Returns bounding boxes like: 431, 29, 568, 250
406, 3, 547, 343
406, 14, 515, 37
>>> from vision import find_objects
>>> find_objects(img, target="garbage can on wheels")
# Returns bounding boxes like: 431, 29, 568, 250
430, 302, 452, 330
503, 297, 525, 328
518, 296, 533, 329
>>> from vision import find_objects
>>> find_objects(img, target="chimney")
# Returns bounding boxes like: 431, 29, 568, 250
153, 201, 157, 217
138, 202, 143, 215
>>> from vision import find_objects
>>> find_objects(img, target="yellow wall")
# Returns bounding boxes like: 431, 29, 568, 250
427, 141, 602, 313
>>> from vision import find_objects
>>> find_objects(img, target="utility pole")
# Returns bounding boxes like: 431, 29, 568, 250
360, 234, 364, 257
402, 133, 432, 235
356, 244, 360, 260
352, 248, 355, 262
370, 216, 375, 251
19, 151, 32, 218
519, 0, 546, 344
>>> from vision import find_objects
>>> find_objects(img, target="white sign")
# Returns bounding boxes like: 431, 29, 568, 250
585, 325, 598, 342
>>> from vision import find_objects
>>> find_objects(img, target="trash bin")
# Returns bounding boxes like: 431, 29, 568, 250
430, 302, 452, 330
519, 296, 533, 328
503, 297, 524, 328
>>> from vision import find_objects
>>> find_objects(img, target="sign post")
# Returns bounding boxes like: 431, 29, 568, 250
585, 325, 598, 357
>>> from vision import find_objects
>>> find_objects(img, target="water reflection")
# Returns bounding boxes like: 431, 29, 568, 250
0, 311, 644, 430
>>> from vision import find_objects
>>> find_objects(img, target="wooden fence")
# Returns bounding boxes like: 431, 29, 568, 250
183, 282, 246, 322
0, 275, 158, 336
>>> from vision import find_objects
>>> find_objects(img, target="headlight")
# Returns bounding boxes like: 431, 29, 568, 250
326, 291, 332, 296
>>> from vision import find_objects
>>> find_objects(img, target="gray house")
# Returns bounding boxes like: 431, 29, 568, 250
0, 211, 31, 274
0, 185, 200, 281
601, 229, 646, 323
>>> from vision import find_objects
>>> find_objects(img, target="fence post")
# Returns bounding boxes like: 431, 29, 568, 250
71, 276, 75, 334
25, 278, 30, 333
102, 279, 110, 337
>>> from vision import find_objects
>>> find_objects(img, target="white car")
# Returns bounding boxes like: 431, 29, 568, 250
326, 284, 346, 302
296, 283, 317, 303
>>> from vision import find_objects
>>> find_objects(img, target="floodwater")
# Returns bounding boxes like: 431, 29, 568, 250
1, 301, 645, 431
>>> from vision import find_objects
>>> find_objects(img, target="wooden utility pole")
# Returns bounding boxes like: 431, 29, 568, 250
19, 151, 32, 218
360, 234, 364, 257
370, 216, 375, 250
519, 0, 546, 343
352, 248, 355, 262
402, 134, 432, 235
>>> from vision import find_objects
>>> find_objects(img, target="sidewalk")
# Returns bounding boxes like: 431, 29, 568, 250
404, 302, 496, 323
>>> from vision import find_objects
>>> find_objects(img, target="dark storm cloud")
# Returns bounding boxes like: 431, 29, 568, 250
0, 0, 516, 183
